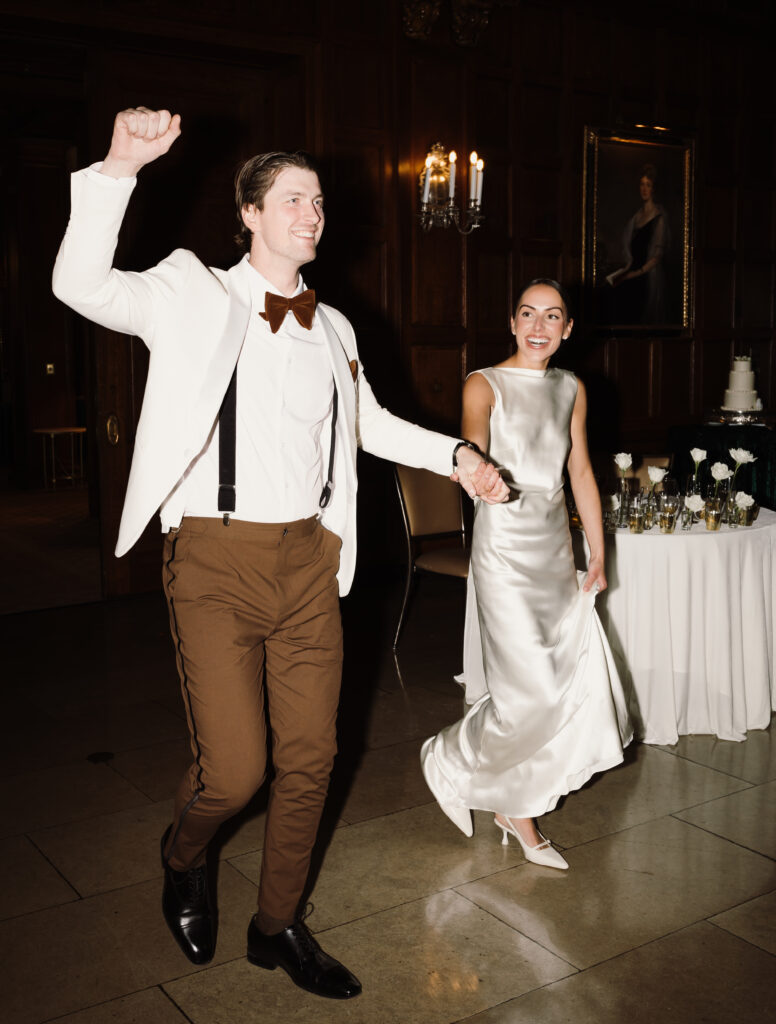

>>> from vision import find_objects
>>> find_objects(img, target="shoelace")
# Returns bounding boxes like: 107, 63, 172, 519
290, 920, 321, 962
186, 866, 207, 900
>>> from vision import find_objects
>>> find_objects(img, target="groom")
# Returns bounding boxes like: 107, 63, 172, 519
53, 107, 507, 1000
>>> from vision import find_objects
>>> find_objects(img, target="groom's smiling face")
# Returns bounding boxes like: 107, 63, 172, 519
242, 166, 325, 274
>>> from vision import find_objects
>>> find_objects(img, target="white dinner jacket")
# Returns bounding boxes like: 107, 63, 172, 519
52, 167, 456, 595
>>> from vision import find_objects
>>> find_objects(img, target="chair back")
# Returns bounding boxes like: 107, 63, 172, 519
392, 463, 468, 651
394, 464, 464, 539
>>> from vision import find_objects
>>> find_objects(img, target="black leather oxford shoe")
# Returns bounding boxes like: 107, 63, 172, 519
161, 825, 216, 964
247, 916, 362, 999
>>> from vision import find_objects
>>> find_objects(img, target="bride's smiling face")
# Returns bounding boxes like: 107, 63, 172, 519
510, 284, 573, 368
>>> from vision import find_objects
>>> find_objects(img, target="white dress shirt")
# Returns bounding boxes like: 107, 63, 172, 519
163, 256, 333, 526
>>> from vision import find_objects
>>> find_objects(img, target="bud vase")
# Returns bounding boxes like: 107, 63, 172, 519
705, 496, 722, 531
616, 477, 629, 528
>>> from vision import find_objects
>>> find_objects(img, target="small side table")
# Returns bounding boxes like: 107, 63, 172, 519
32, 427, 86, 488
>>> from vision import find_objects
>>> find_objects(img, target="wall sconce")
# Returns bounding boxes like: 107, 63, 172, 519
418, 142, 484, 234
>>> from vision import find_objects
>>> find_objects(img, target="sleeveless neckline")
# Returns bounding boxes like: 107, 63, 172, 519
491, 366, 550, 378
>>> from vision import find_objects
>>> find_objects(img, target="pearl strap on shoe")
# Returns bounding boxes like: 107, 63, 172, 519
494, 816, 569, 870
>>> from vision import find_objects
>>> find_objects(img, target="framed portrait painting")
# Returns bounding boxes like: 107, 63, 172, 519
582, 126, 693, 331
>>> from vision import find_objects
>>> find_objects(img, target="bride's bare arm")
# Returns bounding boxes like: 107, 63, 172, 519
567, 380, 607, 593
461, 372, 495, 454
455, 372, 508, 504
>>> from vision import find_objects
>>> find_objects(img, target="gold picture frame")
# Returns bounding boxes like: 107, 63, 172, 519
582, 125, 693, 331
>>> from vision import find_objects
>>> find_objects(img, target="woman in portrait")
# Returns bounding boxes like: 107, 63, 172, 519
421, 279, 632, 869
608, 163, 670, 324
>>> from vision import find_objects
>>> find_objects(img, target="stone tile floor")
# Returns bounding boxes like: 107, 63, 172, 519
1, 574, 774, 1023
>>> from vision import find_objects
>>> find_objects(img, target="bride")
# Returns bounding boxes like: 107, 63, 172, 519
421, 279, 632, 869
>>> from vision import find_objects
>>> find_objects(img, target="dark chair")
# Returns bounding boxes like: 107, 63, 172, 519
393, 463, 469, 650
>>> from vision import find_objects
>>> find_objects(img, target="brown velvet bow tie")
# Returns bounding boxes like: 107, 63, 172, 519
259, 289, 316, 333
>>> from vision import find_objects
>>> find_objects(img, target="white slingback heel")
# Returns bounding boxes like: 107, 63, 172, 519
494, 817, 569, 870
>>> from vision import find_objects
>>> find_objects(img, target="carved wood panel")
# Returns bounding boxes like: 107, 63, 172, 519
702, 185, 736, 251
610, 338, 652, 420
570, 11, 611, 91
655, 336, 695, 421
700, 337, 734, 414
519, 168, 561, 242
410, 345, 464, 430
4, 139, 79, 486
332, 46, 386, 133
739, 263, 774, 328
519, 85, 562, 165
747, 338, 773, 411
475, 249, 511, 331
740, 187, 774, 252
699, 262, 735, 332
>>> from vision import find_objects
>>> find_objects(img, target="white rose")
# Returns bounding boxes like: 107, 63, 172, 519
685, 494, 705, 513
648, 465, 668, 484
690, 448, 706, 465
729, 448, 756, 465
614, 452, 632, 472
735, 492, 755, 509
711, 462, 733, 482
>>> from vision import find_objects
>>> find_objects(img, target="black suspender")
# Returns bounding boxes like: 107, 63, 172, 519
217, 369, 238, 522
319, 384, 337, 509
217, 368, 338, 522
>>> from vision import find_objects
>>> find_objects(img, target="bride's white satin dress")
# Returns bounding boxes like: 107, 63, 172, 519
422, 366, 632, 821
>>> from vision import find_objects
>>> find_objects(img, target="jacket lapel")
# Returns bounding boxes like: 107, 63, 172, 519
189, 264, 251, 449
317, 306, 356, 452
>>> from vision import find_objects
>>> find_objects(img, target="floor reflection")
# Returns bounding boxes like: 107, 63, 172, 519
0, 574, 773, 1023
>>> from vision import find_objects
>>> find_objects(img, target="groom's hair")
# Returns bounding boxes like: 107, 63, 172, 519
513, 278, 573, 323
234, 150, 320, 250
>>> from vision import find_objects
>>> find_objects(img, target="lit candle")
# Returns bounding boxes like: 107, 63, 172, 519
469, 151, 478, 201
448, 151, 456, 199
476, 159, 484, 205
422, 156, 432, 204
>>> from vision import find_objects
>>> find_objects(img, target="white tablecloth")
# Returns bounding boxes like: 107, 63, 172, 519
575, 509, 776, 745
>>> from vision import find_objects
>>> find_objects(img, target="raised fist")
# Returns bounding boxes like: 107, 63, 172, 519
101, 107, 182, 178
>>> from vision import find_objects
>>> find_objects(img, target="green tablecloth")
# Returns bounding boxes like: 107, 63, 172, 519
668, 424, 776, 510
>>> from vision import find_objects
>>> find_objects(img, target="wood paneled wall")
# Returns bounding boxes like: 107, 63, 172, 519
1, 0, 773, 585
394, 1, 775, 455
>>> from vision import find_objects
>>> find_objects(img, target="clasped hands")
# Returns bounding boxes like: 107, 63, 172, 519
452, 448, 510, 504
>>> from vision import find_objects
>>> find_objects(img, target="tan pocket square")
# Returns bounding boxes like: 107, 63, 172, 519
349, 360, 358, 381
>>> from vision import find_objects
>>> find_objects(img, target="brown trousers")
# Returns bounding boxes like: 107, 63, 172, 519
161, 515, 343, 933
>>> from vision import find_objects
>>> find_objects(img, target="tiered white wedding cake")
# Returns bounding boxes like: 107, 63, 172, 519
722, 356, 760, 411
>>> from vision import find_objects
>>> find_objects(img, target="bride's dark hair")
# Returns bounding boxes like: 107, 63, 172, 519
513, 278, 573, 323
